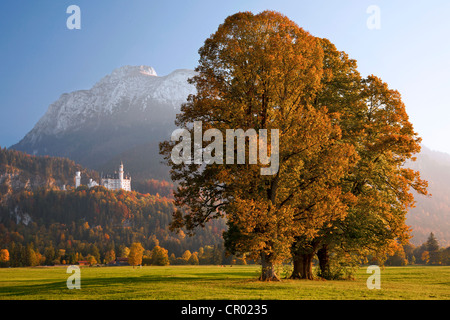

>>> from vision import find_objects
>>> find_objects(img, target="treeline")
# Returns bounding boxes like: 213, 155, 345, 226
0, 186, 225, 267
133, 179, 174, 199
385, 232, 450, 266
0, 242, 241, 268
140, 243, 246, 266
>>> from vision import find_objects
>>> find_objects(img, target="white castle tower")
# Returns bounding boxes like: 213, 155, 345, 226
100, 162, 131, 191
119, 162, 124, 186
75, 171, 81, 188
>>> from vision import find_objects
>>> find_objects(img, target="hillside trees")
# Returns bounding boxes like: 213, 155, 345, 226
0, 147, 98, 192
0, 186, 226, 266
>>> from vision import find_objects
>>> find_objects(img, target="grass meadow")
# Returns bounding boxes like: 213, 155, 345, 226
0, 265, 448, 300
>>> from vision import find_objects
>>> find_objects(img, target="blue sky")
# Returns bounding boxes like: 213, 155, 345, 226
1, 0, 450, 154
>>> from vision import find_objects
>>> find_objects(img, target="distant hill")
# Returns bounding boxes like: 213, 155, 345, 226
406, 145, 450, 246
0, 146, 98, 201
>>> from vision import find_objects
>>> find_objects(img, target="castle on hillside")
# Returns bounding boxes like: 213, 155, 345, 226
75, 162, 131, 191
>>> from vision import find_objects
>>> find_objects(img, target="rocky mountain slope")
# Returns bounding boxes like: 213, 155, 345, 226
11, 65, 196, 180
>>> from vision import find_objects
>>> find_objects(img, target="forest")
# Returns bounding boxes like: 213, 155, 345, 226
0, 186, 226, 267
0, 146, 228, 267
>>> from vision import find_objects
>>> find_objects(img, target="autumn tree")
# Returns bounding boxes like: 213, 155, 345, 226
159, 10, 429, 280
285, 37, 363, 279
104, 249, 116, 264
161, 11, 358, 280
327, 75, 428, 267
121, 247, 130, 258
24, 243, 39, 267
289, 39, 428, 279
86, 255, 97, 266
181, 250, 192, 264
128, 242, 145, 267
188, 252, 199, 265
151, 245, 169, 266
0, 249, 9, 267
421, 251, 430, 264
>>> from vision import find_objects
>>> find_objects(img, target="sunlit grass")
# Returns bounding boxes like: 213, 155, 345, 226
0, 265, 448, 300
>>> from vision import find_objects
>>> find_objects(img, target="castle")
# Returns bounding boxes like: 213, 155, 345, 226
75, 162, 131, 191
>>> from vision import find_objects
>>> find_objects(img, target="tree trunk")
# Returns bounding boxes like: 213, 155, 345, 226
317, 244, 331, 279
290, 252, 314, 280
259, 253, 280, 281
290, 254, 302, 279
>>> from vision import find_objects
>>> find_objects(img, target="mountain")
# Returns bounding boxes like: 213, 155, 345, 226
11, 65, 196, 180
406, 145, 450, 247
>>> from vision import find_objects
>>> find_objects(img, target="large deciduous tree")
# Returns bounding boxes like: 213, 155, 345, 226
161, 11, 356, 280
288, 38, 364, 279
161, 11, 428, 281
306, 57, 428, 278
285, 36, 428, 279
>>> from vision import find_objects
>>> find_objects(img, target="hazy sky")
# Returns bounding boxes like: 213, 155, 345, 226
1, 0, 450, 154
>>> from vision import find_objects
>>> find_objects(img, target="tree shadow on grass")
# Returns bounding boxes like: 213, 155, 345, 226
0, 279, 68, 298
0, 273, 243, 299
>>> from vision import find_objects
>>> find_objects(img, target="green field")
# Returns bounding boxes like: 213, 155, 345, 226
0, 265, 448, 300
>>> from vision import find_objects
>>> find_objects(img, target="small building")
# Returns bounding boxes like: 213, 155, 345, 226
108, 257, 129, 266
78, 260, 89, 266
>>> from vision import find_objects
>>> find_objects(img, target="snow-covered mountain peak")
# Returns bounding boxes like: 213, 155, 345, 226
111, 64, 157, 77
139, 65, 157, 76
95, 65, 157, 87
20, 66, 196, 141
